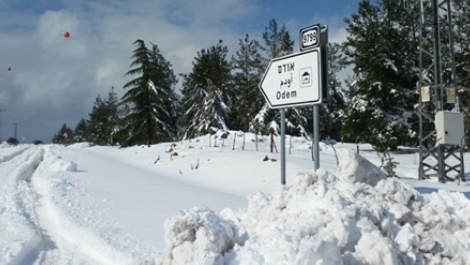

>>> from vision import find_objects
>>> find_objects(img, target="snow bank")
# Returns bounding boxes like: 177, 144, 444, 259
162, 207, 238, 265
336, 147, 386, 186
161, 148, 470, 265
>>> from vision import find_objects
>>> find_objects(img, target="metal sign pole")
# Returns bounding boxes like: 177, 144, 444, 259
313, 106, 320, 170
280, 108, 286, 185
314, 25, 328, 170
259, 22, 328, 185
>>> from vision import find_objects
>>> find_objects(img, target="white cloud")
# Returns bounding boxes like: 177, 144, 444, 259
0, 0, 260, 142
0, 0, 355, 142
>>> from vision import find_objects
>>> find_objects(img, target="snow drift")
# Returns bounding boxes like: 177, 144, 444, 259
161, 148, 470, 265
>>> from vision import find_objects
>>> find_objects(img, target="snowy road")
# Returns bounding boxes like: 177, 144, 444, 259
3, 137, 470, 265
0, 145, 45, 264
1, 143, 246, 264
0, 145, 133, 265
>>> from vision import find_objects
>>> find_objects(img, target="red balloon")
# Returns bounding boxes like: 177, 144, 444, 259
64, 32, 70, 38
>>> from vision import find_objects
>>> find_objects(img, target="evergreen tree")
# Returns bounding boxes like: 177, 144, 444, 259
148, 44, 179, 141
454, 0, 470, 84
231, 34, 266, 131
341, 0, 420, 150
52, 123, 74, 144
304, 43, 346, 141
74, 118, 89, 142
453, 0, 470, 133
87, 95, 111, 145
262, 19, 294, 58
180, 40, 233, 139
106, 86, 120, 132
121, 40, 178, 146
84, 87, 122, 145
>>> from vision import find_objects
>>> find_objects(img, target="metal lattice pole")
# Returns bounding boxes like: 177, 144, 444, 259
412, 0, 465, 182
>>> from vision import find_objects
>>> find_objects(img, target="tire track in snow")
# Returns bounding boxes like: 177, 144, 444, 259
0, 146, 29, 164
0, 146, 45, 265
7, 147, 91, 265
12, 146, 135, 265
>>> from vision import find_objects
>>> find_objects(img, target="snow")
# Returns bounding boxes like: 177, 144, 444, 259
336, 148, 386, 186
2, 134, 470, 264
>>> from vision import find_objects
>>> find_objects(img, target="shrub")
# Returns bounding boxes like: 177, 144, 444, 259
7, 137, 19, 145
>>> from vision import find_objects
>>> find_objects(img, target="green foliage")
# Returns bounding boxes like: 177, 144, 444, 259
297, 43, 347, 141
74, 118, 89, 143
62, 3, 469, 149
33, 140, 43, 145
341, 0, 419, 150
180, 40, 232, 139
51, 124, 74, 145
87, 88, 120, 145
7, 137, 19, 145
453, 0, 470, 144
147, 44, 180, 141
321, 43, 346, 140
121, 40, 178, 146
230, 34, 266, 132
262, 18, 294, 58
72, 86, 122, 146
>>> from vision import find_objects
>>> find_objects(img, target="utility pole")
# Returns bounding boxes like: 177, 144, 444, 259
408, 0, 466, 182
0, 108, 5, 141
13, 120, 18, 139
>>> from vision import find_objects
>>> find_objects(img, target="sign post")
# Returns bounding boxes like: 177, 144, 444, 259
259, 23, 328, 185
280, 109, 286, 184
299, 24, 328, 170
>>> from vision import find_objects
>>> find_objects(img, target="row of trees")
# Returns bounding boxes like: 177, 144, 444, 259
53, 0, 470, 150
52, 18, 347, 147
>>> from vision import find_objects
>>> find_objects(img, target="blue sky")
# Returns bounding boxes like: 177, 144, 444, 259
0, 0, 362, 143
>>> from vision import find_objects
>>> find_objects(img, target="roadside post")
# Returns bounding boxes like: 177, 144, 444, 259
259, 23, 328, 184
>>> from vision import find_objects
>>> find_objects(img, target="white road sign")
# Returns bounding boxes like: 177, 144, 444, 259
259, 48, 322, 109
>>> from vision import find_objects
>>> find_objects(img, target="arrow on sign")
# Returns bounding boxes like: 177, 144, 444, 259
259, 48, 322, 109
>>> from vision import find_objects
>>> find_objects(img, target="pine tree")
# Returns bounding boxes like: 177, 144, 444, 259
74, 118, 88, 142
148, 44, 179, 141
454, 0, 470, 83
180, 40, 232, 139
231, 34, 266, 131
106, 86, 120, 132
324, 43, 346, 140
52, 123, 74, 144
84, 87, 122, 145
341, 0, 420, 150
262, 19, 294, 58
453, 0, 470, 133
87, 95, 110, 145
121, 40, 178, 146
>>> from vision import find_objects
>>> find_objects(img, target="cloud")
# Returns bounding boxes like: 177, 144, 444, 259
164, 0, 258, 27
0, 0, 259, 142
0, 0, 355, 143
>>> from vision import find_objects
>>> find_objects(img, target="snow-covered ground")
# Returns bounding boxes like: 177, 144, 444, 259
1, 132, 470, 264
